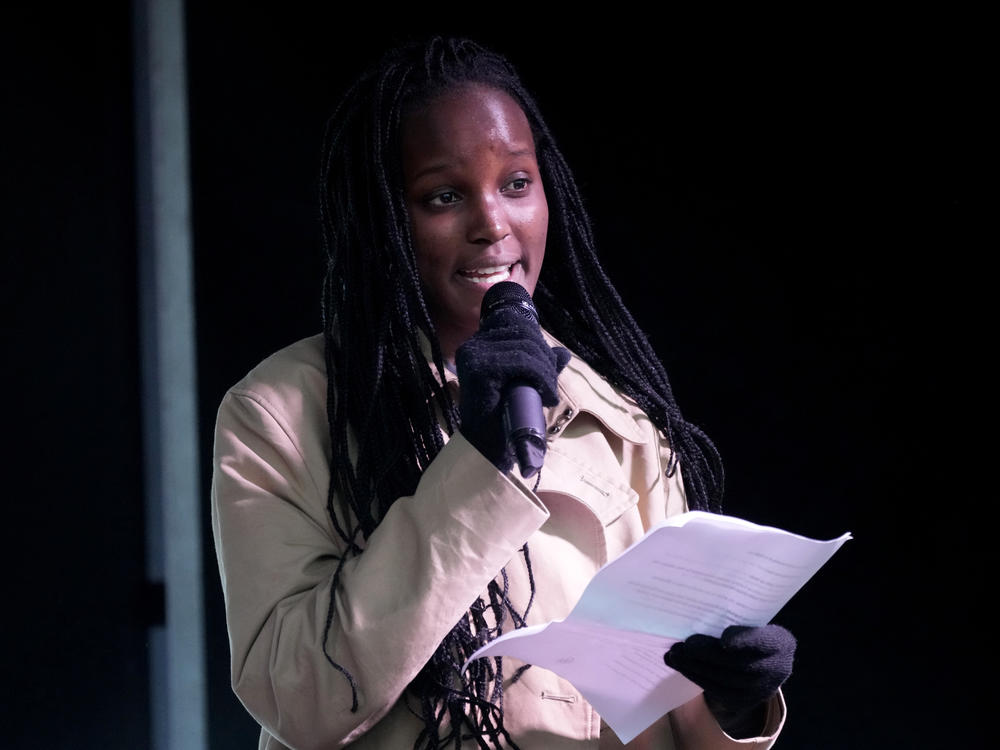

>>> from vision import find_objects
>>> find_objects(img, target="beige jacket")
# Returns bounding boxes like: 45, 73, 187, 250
211, 333, 785, 750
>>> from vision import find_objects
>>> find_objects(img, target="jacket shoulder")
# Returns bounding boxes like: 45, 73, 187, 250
233, 333, 325, 392
215, 333, 330, 465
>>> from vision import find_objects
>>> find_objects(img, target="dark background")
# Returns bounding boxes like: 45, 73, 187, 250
4, 4, 986, 748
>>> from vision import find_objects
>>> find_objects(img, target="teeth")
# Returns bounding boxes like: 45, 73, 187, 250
463, 264, 510, 275
459, 264, 513, 284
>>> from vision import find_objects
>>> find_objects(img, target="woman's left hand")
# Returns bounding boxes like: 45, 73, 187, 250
664, 623, 795, 738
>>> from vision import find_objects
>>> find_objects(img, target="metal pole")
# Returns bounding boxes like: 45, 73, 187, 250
133, 0, 207, 747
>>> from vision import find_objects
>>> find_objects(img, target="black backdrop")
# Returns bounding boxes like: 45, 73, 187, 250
4, 5, 986, 748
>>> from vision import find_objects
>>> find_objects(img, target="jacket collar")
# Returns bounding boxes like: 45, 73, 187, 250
543, 331, 648, 446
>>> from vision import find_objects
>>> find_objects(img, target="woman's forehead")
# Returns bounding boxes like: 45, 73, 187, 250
401, 85, 534, 171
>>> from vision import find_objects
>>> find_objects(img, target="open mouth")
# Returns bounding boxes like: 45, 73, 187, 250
457, 263, 515, 286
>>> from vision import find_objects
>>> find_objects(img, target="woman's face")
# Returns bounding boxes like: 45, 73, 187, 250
401, 84, 548, 358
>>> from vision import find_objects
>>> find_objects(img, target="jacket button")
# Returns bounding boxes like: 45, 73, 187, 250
554, 407, 574, 427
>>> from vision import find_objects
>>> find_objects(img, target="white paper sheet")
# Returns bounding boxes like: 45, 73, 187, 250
463, 511, 852, 743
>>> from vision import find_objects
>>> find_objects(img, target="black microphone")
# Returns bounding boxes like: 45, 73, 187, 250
479, 281, 548, 478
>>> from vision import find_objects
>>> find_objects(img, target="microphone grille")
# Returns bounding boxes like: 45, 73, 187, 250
480, 281, 537, 323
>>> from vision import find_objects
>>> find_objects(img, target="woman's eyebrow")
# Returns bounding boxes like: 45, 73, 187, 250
409, 148, 537, 183
409, 161, 453, 182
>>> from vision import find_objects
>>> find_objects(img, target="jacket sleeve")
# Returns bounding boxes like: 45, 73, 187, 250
668, 692, 785, 750
210, 386, 550, 749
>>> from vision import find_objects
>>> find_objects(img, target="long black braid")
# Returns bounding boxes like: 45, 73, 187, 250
317, 36, 724, 749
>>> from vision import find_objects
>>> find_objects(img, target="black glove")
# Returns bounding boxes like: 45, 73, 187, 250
664, 624, 795, 738
455, 307, 571, 473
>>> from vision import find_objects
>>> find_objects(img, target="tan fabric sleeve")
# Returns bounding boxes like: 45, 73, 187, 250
668, 692, 785, 750
211, 388, 549, 749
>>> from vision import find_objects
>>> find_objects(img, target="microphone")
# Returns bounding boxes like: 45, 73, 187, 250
479, 281, 548, 478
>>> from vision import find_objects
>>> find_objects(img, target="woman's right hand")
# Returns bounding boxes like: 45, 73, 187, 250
455, 306, 570, 472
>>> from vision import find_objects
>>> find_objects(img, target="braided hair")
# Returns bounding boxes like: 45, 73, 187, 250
318, 36, 724, 749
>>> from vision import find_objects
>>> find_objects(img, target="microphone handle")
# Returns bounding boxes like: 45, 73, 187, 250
502, 382, 547, 478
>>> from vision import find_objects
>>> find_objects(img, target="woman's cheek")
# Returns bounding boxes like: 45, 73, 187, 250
414, 215, 458, 266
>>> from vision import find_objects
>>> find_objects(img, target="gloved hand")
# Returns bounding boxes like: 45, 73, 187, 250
664, 624, 796, 738
456, 306, 571, 473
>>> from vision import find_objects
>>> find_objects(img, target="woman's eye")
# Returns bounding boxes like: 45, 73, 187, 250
428, 191, 460, 207
504, 178, 530, 192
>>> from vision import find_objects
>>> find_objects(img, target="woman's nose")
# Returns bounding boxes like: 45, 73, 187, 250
467, 194, 511, 244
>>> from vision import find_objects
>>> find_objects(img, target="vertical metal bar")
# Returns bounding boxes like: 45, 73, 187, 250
133, 0, 207, 748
